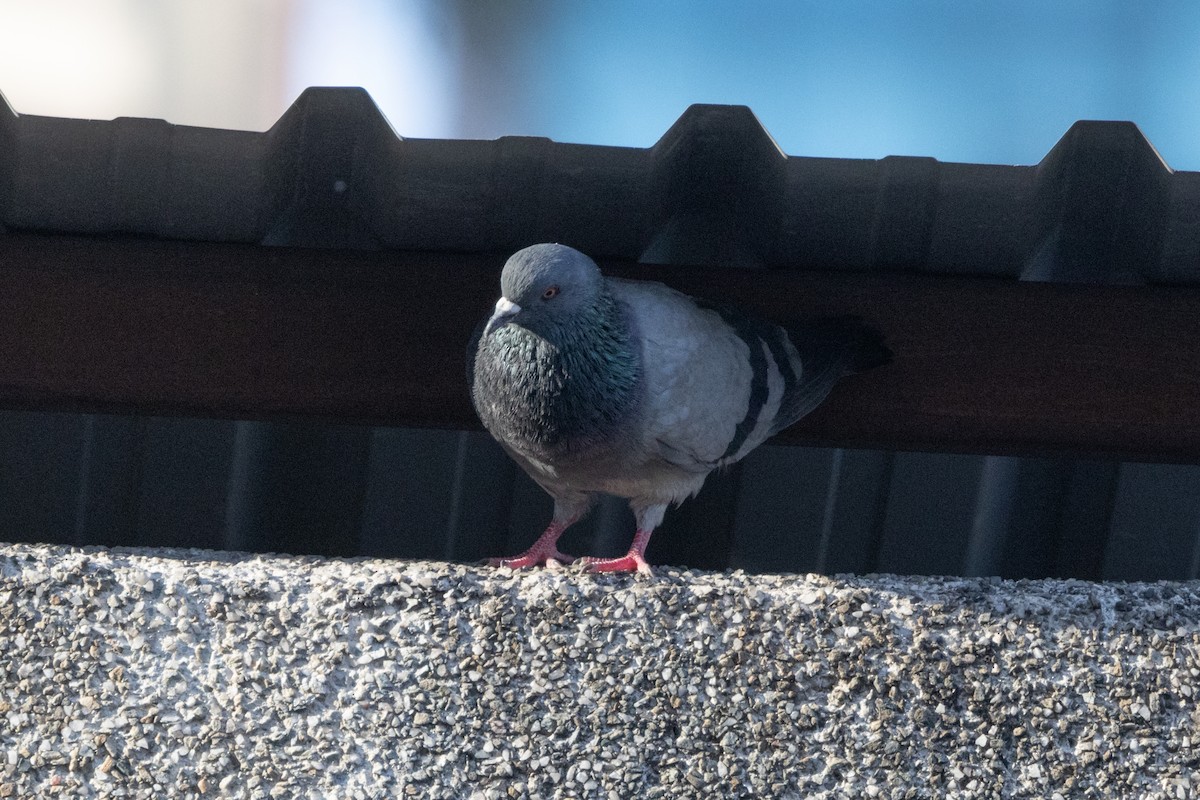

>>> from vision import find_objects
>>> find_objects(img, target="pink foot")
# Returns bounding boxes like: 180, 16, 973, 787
582, 551, 653, 577
488, 545, 575, 569
487, 519, 577, 570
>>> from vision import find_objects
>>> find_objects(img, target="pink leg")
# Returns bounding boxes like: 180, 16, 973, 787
583, 528, 654, 577
487, 518, 577, 569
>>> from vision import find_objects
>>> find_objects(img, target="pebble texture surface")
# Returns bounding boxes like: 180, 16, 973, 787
2, 542, 1200, 799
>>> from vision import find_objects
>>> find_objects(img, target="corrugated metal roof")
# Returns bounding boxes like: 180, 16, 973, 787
4, 87, 1198, 281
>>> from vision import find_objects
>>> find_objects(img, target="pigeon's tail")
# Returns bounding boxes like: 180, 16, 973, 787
770, 316, 891, 434
791, 315, 892, 376
840, 317, 893, 374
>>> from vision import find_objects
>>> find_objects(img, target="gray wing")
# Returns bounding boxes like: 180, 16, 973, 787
609, 279, 798, 470
611, 279, 890, 471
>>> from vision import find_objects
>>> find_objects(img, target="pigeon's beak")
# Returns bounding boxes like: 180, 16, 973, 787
484, 297, 521, 337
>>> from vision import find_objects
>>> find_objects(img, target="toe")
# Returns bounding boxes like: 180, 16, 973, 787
488, 548, 576, 570
583, 553, 653, 576
488, 555, 534, 569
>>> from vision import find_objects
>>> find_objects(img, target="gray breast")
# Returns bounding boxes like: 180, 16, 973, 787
471, 322, 642, 462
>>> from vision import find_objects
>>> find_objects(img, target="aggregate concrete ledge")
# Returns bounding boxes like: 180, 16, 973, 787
1, 543, 1199, 800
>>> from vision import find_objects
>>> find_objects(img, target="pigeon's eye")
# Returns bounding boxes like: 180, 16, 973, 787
542, 285, 560, 300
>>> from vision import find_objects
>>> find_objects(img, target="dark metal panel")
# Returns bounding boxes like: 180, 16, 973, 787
1103, 463, 1200, 581
965, 458, 1125, 581
11, 413, 238, 551
162, 125, 270, 241
537, 142, 656, 258
651, 466, 742, 571
874, 452, 985, 575
642, 105, 785, 268
223, 421, 371, 557
132, 418, 237, 550
984, 459, 1072, 579
1158, 172, 1200, 284
501, 468, 556, 556
2, 233, 1200, 463
780, 157, 881, 270
727, 445, 839, 573
0, 411, 88, 546
1, 407, 1194, 581
4, 91, 1198, 282
443, 432, 521, 563
1027, 121, 1171, 284
926, 163, 1037, 276
6, 116, 118, 232
1051, 461, 1121, 580
960, 456, 1023, 577
0, 91, 14, 233
108, 118, 174, 232
817, 449, 895, 574
74, 415, 144, 547
358, 428, 466, 560
262, 87, 387, 249
869, 156, 940, 271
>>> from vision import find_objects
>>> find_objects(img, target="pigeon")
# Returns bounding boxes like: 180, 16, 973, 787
469, 243, 891, 575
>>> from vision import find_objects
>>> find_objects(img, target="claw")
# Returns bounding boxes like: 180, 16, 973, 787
487, 515, 579, 570
581, 526, 655, 576
487, 546, 575, 570
582, 551, 653, 577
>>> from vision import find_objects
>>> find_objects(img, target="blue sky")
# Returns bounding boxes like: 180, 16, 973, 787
0, 1, 1196, 169
492, 1, 1200, 168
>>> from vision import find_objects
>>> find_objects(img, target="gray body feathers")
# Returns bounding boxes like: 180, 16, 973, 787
469, 245, 891, 515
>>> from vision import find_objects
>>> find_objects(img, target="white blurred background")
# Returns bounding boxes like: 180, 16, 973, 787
1, 0, 1198, 166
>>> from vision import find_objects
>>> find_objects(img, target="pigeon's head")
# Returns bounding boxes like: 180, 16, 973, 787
484, 244, 604, 338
